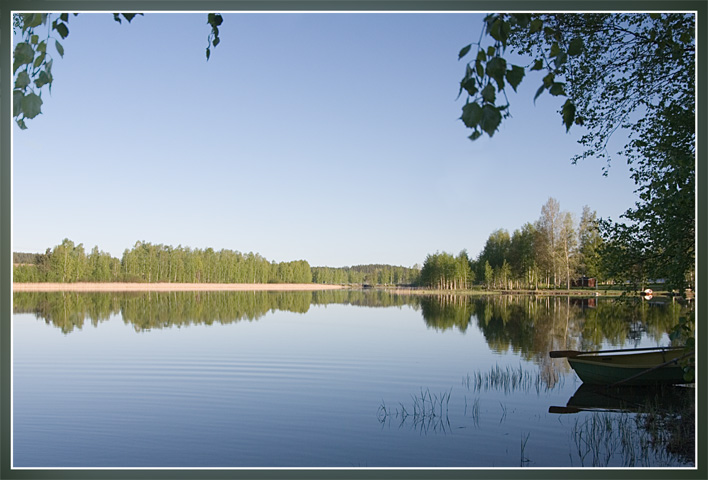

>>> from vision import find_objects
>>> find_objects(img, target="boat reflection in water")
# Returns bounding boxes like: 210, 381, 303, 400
549, 383, 695, 415
550, 383, 696, 467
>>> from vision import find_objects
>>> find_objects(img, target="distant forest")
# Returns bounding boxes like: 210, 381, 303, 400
12, 240, 421, 286
13, 198, 605, 290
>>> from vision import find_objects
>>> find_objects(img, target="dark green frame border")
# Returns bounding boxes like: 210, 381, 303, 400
2, 1, 705, 479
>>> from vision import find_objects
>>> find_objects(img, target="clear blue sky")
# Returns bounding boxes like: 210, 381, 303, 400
12, 12, 639, 268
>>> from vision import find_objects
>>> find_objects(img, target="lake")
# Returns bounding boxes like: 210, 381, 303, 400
12, 290, 695, 469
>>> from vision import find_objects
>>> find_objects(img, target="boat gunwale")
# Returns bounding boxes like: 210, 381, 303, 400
568, 348, 688, 368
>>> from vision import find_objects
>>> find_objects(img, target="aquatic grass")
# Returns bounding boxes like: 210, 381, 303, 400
638, 392, 696, 463
569, 409, 693, 467
499, 402, 508, 424
462, 363, 563, 395
378, 388, 453, 434
463, 396, 481, 427
520, 432, 531, 467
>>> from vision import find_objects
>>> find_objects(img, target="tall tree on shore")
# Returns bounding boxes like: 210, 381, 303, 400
577, 206, 603, 280
558, 211, 578, 289
476, 229, 511, 283
456, 250, 473, 289
484, 260, 494, 289
420, 251, 472, 290
508, 223, 538, 289
460, 12, 695, 294
535, 198, 560, 287
46, 238, 87, 283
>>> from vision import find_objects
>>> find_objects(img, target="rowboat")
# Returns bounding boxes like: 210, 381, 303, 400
549, 347, 693, 386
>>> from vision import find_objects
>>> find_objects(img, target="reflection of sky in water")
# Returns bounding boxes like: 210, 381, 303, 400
12, 297, 692, 468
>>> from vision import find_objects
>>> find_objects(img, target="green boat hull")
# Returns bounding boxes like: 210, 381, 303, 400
567, 349, 690, 386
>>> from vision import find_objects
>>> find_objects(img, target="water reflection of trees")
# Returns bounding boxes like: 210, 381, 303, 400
14, 293, 688, 355
417, 294, 689, 387
13, 290, 421, 334
419, 294, 686, 351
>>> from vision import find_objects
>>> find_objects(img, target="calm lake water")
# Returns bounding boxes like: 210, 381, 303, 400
12, 290, 695, 468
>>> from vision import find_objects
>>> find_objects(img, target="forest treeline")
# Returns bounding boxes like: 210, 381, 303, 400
13, 240, 421, 286
13, 197, 679, 291
420, 198, 606, 291
312, 264, 420, 286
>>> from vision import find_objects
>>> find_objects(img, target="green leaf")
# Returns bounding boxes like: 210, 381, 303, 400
542, 72, 555, 87
501, 20, 511, 41
461, 102, 483, 128
54, 22, 69, 39
33, 52, 46, 68
55, 40, 64, 57
23, 13, 44, 30
553, 51, 568, 69
208, 13, 223, 27
561, 99, 576, 132
212, 37, 220, 47
475, 60, 484, 78
505, 65, 525, 91
113, 13, 122, 23
550, 42, 561, 58
480, 105, 502, 136
15, 71, 31, 89
512, 14, 530, 28
458, 44, 472, 60
486, 46, 496, 57
476, 50, 486, 62
568, 37, 584, 56
122, 13, 140, 23
485, 56, 506, 76
481, 83, 496, 103
60, 13, 69, 22
30, 34, 39, 44
458, 64, 473, 92
460, 77, 477, 96
549, 82, 565, 96
489, 18, 503, 42
486, 56, 507, 90
13, 42, 35, 73
679, 31, 693, 43
529, 18, 543, 34
21, 93, 43, 119
13, 90, 23, 117
533, 84, 546, 102
468, 130, 482, 141
206, 47, 211, 60
530, 59, 543, 71
35, 70, 52, 88
38, 41, 47, 53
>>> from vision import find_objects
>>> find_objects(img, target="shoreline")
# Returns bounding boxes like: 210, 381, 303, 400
12, 283, 669, 298
12, 282, 348, 292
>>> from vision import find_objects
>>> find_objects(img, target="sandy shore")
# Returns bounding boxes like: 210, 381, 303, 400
13, 282, 348, 292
